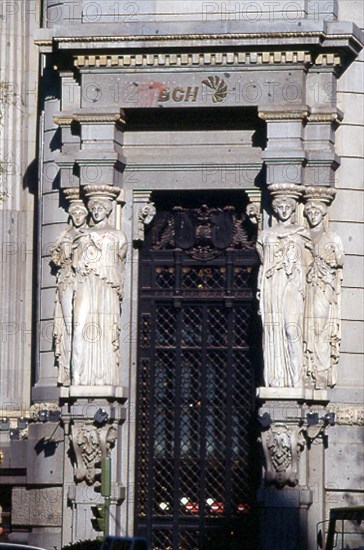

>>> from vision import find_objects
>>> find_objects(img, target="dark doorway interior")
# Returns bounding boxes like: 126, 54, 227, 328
135, 191, 261, 549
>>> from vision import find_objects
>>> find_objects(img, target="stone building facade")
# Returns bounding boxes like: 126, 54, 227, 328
0, 1, 363, 549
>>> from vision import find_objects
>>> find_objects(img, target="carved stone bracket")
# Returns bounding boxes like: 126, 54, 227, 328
70, 421, 117, 485
260, 423, 306, 488
133, 190, 156, 245
245, 188, 262, 229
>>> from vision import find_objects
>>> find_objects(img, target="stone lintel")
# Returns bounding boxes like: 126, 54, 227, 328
257, 387, 329, 403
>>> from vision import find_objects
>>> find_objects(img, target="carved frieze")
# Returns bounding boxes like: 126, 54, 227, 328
327, 405, 364, 426
74, 51, 312, 69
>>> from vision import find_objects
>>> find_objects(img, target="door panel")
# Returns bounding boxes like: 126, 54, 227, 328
135, 196, 260, 549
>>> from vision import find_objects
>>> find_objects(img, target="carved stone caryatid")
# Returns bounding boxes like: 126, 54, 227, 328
303, 187, 344, 389
257, 184, 312, 388
51, 189, 88, 386
71, 185, 128, 387
261, 424, 306, 487
70, 422, 117, 485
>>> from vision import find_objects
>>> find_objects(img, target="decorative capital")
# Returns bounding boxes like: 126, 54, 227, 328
304, 186, 336, 206
83, 184, 120, 202
268, 183, 304, 201
63, 187, 82, 205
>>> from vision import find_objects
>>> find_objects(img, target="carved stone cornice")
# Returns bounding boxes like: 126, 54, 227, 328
259, 111, 309, 121
54, 112, 125, 125
125, 163, 261, 172
307, 112, 343, 124
35, 31, 361, 45
74, 50, 312, 69
53, 116, 74, 126
314, 53, 341, 66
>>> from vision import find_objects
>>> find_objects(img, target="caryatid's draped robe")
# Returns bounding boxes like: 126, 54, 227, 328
257, 224, 311, 387
304, 227, 344, 388
71, 226, 128, 386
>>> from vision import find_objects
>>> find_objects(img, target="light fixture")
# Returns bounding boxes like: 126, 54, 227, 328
0, 418, 10, 431
38, 410, 48, 423
306, 412, 319, 426
17, 418, 28, 430
324, 412, 335, 426
10, 428, 20, 440
258, 412, 272, 428
48, 410, 61, 422
93, 408, 108, 426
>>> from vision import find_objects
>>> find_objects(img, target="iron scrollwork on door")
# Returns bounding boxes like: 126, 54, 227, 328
152, 204, 255, 261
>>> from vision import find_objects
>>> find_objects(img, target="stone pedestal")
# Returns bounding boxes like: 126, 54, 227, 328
60, 397, 127, 545
257, 391, 334, 550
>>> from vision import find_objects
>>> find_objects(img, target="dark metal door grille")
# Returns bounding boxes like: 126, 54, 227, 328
135, 203, 259, 549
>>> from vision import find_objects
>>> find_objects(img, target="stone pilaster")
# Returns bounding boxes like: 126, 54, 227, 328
0, 0, 39, 410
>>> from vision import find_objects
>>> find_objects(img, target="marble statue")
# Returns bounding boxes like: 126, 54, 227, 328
71, 185, 128, 386
51, 190, 88, 386
303, 188, 344, 389
257, 184, 311, 388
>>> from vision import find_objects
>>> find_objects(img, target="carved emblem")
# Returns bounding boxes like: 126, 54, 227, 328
70, 422, 117, 485
152, 205, 255, 261
260, 424, 305, 488
202, 76, 228, 103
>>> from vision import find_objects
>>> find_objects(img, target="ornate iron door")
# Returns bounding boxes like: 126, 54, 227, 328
135, 199, 260, 549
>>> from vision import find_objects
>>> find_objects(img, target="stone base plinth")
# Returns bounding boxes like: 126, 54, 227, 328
59, 385, 129, 399
257, 387, 329, 403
